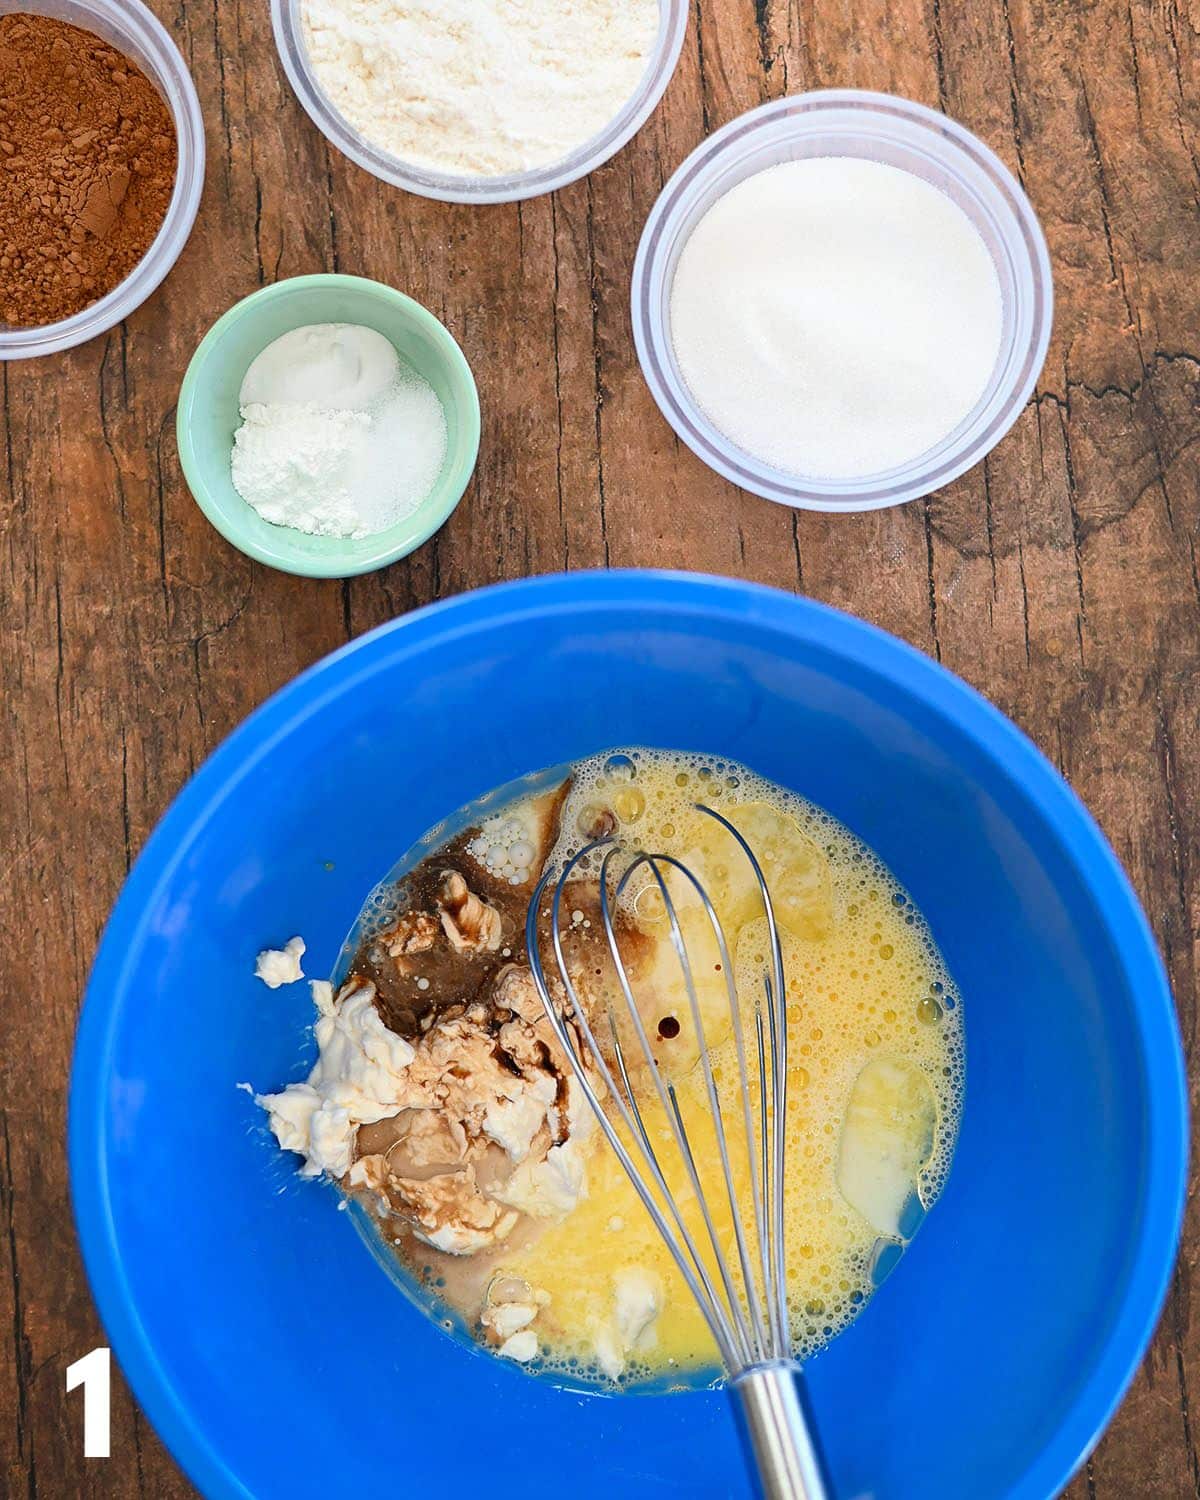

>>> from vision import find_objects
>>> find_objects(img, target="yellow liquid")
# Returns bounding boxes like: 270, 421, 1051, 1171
481, 750, 963, 1385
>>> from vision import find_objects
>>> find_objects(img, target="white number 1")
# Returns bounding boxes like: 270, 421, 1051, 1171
66, 1347, 111, 1458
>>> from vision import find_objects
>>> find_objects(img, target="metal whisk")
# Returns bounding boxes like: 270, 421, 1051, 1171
525, 804, 832, 1500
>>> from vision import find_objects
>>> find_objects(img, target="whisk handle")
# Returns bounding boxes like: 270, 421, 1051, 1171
730, 1361, 832, 1500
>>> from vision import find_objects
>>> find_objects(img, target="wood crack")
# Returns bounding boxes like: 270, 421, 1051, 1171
98, 333, 129, 523
120, 724, 133, 873
922, 498, 942, 661
692, 0, 712, 134
550, 194, 569, 568
790, 511, 803, 590
323, 140, 342, 272
754, 0, 775, 75
930, 0, 948, 112
1, 364, 14, 501
999, 0, 1028, 180
584, 177, 610, 567
1, 1111, 36, 1499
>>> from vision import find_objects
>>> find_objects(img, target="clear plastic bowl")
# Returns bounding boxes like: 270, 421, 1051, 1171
631, 90, 1054, 512
271, 0, 688, 204
0, 0, 204, 361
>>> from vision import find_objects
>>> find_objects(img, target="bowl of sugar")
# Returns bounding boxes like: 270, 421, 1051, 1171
177, 274, 481, 577
631, 90, 1053, 512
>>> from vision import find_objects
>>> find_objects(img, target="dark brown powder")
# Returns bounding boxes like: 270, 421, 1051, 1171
0, 13, 177, 327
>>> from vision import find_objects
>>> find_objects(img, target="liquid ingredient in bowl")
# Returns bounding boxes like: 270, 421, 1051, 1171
300, 0, 660, 178
257, 749, 964, 1388
836, 1056, 937, 1237
668, 157, 1004, 480
0, 14, 177, 328
230, 323, 448, 539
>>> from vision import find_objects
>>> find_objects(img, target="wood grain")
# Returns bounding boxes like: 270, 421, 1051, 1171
0, 0, 1196, 1494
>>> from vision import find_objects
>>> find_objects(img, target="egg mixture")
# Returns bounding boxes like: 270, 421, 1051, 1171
259, 748, 963, 1389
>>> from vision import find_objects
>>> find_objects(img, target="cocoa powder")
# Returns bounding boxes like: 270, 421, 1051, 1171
0, 13, 177, 327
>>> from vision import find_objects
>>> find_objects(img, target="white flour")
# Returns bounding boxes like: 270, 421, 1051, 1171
231, 324, 447, 540
669, 157, 1004, 480
301, 0, 660, 177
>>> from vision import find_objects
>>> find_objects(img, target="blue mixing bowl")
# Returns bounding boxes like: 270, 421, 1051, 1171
70, 571, 1186, 1500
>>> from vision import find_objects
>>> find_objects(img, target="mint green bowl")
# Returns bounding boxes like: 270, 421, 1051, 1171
177, 275, 480, 578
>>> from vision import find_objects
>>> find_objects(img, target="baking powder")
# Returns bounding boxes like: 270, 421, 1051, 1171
231, 323, 447, 539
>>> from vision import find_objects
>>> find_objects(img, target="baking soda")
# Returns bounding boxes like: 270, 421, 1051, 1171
231, 324, 447, 539
669, 157, 1004, 480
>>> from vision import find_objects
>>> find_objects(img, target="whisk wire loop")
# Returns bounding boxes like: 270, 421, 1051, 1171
526, 804, 830, 1500
692, 803, 792, 1352
528, 845, 742, 1369
527, 806, 794, 1370
598, 845, 748, 1353
608, 848, 770, 1368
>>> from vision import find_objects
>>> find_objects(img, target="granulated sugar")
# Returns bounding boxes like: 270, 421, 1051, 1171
669, 157, 1004, 480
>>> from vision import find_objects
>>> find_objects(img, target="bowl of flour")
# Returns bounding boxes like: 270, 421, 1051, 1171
177, 275, 480, 577
270, 0, 688, 202
631, 91, 1054, 513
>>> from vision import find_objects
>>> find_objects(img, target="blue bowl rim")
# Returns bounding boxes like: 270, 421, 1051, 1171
69, 569, 1187, 1500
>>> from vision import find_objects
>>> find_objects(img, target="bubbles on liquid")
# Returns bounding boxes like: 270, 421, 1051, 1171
633, 883, 665, 924
577, 803, 611, 838
869, 1238, 905, 1287
613, 786, 646, 823
353, 744, 965, 1387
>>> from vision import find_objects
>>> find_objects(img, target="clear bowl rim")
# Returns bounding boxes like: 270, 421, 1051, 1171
630, 89, 1055, 513
0, 0, 205, 360
269, 0, 688, 204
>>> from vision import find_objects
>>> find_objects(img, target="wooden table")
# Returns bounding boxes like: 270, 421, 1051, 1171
2, 0, 1196, 1494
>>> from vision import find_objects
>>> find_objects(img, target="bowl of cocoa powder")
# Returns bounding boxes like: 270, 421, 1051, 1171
0, 0, 204, 358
